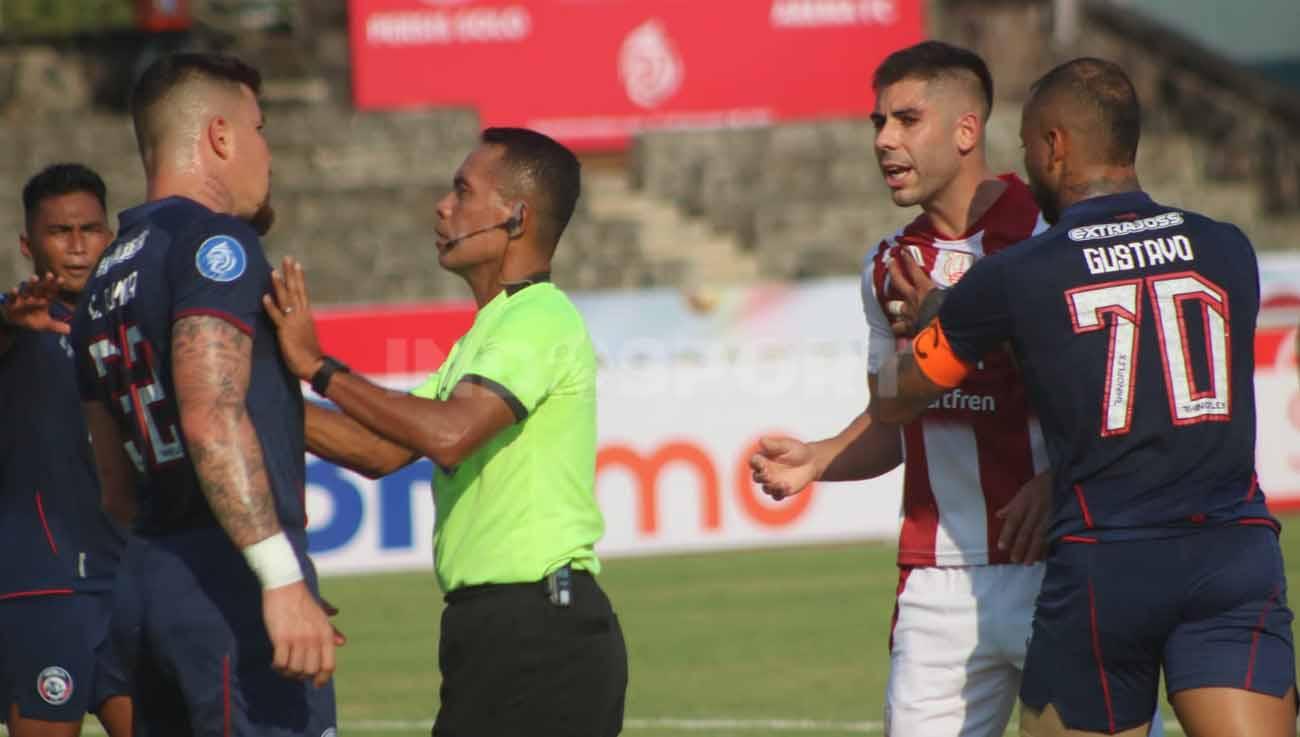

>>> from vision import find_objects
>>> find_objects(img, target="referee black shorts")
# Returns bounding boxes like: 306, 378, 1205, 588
433, 569, 628, 737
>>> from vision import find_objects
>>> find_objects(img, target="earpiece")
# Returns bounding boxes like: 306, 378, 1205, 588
505, 202, 525, 238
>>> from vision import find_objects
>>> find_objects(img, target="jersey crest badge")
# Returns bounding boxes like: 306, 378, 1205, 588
940, 250, 974, 285
196, 235, 247, 282
37, 666, 73, 706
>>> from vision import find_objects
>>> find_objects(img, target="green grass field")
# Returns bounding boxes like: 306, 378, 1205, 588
328, 542, 896, 737
39, 515, 1300, 737
311, 514, 1300, 737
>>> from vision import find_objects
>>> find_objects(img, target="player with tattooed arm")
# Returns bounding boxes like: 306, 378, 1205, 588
72, 53, 339, 737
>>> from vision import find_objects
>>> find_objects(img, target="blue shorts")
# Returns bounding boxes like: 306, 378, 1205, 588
114, 531, 337, 737
0, 591, 127, 722
1022, 523, 1295, 733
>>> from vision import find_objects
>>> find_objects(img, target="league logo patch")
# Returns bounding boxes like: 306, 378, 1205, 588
196, 235, 247, 283
36, 666, 73, 706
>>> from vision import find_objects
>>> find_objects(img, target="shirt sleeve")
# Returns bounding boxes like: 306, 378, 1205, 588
166, 215, 269, 337
861, 249, 896, 376
455, 304, 580, 423
936, 251, 1014, 365
409, 365, 446, 400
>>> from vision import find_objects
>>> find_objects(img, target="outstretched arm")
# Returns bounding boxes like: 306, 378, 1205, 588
749, 375, 904, 500
305, 402, 417, 479
0, 273, 69, 357
264, 258, 515, 469
817, 376, 905, 481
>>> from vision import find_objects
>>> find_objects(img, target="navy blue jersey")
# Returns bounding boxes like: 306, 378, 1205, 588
70, 197, 307, 545
938, 191, 1267, 541
0, 300, 124, 596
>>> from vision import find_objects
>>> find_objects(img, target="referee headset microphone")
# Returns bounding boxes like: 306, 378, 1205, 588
442, 201, 525, 249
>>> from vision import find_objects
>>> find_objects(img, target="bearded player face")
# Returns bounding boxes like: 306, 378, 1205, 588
1020, 100, 1063, 224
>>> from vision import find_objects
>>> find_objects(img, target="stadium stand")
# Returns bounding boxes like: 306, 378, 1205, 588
1, 0, 1298, 300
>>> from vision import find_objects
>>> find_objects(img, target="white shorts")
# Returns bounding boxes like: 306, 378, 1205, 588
885, 564, 1043, 737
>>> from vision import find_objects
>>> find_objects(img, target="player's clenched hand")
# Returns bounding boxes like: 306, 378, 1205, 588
262, 257, 325, 381
749, 436, 818, 500
884, 250, 936, 337
318, 595, 347, 646
1, 273, 70, 335
996, 470, 1052, 563
263, 580, 338, 688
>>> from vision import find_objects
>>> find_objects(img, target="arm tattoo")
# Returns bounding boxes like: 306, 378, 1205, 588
1064, 175, 1141, 202
172, 315, 280, 548
913, 287, 949, 332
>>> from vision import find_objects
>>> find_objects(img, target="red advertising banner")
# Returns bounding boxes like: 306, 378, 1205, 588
348, 0, 926, 150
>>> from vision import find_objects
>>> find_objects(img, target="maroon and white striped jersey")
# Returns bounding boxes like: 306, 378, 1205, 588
862, 174, 1050, 566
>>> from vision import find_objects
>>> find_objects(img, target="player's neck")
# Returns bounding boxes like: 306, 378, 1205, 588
1058, 166, 1141, 212
923, 164, 1004, 239
147, 171, 235, 216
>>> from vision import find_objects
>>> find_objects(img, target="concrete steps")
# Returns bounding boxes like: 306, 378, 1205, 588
583, 170, 761, 287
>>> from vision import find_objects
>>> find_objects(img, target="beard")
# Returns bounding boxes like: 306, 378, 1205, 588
249, 199, 276, 236
1026, 172, 1060, 225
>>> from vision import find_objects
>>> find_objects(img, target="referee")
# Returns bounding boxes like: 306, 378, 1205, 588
263, 127, 628, 737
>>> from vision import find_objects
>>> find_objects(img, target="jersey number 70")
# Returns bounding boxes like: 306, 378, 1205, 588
1066, 271, 1230, 437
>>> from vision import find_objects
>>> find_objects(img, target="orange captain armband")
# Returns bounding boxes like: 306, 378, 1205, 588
911, 319, 972, 390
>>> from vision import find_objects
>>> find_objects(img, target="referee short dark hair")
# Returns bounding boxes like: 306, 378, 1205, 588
482, 127, 581, 250
873, 41, 994, 120
22, 163, 107, 231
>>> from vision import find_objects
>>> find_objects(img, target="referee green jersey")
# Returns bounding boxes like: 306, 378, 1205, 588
411, 281, 603, 592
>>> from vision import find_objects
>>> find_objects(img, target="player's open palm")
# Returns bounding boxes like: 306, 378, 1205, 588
263, 256, 325, 381
263, 580, 338, 688
2, 273, 69, 335
750, 436, 817, 501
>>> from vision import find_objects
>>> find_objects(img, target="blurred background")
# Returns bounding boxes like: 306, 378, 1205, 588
1, 0, 1298, 301
3, 3, 1300, 734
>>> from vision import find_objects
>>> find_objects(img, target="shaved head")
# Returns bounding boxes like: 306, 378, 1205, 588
130, 53, 262, 170
1026, 57, 1140, 166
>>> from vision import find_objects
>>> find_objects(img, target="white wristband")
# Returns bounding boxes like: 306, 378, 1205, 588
242, 532, 304, 590
877, 347, 910, 399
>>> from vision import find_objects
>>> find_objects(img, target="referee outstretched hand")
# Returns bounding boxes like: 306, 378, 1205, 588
263, 256, 326, 382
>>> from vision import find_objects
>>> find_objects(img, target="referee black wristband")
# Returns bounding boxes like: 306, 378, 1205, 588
310, 355, 350, 396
